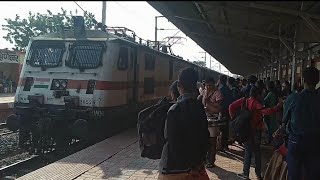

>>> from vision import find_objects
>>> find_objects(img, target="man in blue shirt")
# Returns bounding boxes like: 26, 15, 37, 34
218, 75, 234, 150
282, 67, 320, 180
241, 75, 258, 98
227, 77, 241, 101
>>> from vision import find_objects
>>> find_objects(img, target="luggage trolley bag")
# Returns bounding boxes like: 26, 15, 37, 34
207, 114, 226, 150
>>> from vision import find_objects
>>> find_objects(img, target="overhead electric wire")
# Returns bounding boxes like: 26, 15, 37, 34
162, 30, 181, 43
71, 1, 198, 61
112, 1, 181, 46
73, 1, 98, 24
73, 1, 86, 14
114, 2, 140, 17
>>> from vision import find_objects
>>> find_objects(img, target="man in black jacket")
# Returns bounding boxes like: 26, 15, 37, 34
158, 68, 210, 180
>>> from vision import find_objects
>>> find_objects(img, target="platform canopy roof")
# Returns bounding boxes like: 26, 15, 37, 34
148, 1, 320, 76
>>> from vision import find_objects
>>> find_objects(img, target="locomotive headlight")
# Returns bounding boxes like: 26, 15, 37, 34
61, 80, 67, 89
53, 80, 60, 88
51, 79, 68, 90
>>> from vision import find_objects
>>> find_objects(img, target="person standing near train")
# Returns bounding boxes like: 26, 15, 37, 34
227, 77, 241, 101
229, 86, 283, 180
201, 77, 223, 168
241, 75, 258, 98
281, 67, 320, 180
263, 81, 279, 145
158, 68, 209, 180
217, 75, 233, 150
169, 80, 180, 101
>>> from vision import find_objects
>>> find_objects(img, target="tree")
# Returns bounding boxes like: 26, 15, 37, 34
193, 60, 206, 67
2, 8, 97, 51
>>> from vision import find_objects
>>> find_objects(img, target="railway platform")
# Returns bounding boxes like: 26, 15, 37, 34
17, 128, 273, 180
0, 93, 14, 109
0, 93, 14, 123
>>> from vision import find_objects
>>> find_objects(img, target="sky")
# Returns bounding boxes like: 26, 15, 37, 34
0, 1, 233, 75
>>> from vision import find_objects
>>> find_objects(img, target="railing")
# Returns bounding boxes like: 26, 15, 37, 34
105, 26, 173, 54
59, 25, 179, 57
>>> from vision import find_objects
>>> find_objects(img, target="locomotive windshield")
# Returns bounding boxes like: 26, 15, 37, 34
27, 41, 65, 68
66, 41, 105, 69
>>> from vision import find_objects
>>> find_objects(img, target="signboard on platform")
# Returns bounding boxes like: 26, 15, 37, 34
0, 51, 19, 63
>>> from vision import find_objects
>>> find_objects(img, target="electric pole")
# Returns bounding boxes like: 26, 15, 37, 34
199, 52, 207, 67
204, 53, 206, 63
199, 52, 206, 62
155, 16, 158, 43
102, 1, 107, 26
155, 16, 164, 43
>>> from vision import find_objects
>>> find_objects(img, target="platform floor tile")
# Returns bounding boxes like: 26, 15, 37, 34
17, 128, 138, 180
75, 142, 267, 180
18, 128, 271, 180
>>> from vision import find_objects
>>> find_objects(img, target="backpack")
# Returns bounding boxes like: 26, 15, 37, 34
137, 97, 174, 159
230, 98, 252, 143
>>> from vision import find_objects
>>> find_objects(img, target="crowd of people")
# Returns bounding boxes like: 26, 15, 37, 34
157, 66, 320, 180
0, 76, 16, 93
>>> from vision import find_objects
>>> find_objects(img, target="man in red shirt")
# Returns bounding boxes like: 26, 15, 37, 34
229, 87, 283, 180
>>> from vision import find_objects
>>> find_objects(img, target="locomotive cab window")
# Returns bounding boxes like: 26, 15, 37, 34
66, 41, 105, 69
117, 47, 129, 70
27, 41, 65, 68
145, 54, 155, 71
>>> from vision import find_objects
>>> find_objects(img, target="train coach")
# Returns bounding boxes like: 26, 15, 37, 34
6, 16, 223, 153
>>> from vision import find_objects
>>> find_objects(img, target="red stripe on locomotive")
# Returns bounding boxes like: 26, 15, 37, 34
95, 81, 128, 90
67, 80, 88, 89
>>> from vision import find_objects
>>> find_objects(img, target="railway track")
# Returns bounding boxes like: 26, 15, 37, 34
0, 123, 7, 128
0, 123, 14, 136
0, 155, 39, 179
0, 130, 14, 137
0, 125, 19, 157
0, 139, 90, 179
0, 122, 115, 179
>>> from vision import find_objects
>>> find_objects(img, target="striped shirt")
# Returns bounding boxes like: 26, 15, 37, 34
202, 89, 224, 107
